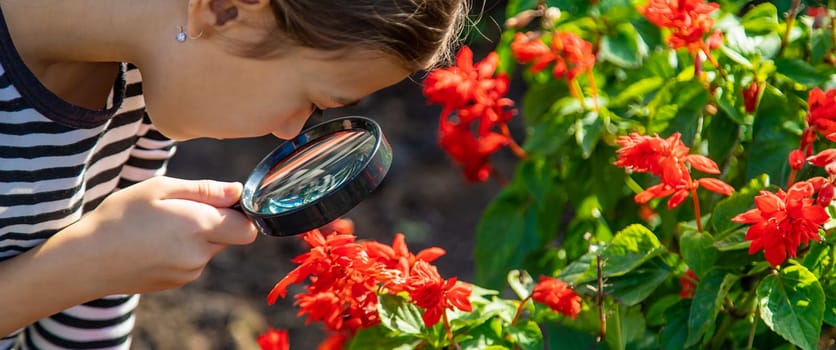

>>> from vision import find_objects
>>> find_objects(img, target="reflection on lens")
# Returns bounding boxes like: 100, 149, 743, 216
253, 129, 376, 215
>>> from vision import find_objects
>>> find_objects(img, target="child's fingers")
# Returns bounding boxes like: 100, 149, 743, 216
201, 208, 259, 246
158, 178, 243, 208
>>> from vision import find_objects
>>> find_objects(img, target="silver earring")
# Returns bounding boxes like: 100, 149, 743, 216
176, 26, 203, 42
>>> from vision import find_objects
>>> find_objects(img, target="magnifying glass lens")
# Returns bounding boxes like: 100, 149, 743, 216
252, 129, 377, 215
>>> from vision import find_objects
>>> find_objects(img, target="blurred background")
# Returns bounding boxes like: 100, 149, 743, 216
131, 2, 513, 347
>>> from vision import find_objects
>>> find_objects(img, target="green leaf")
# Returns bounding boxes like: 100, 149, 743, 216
710, 174, 769, 235
575, 111, 604, 158
757, 265, 825, 350
606, 257, 672, 306
823, 281, 836, 327
712, 228, 750, 251
680, 229, 719, 277
377, 294, 427, 336
685, 270, 739, 347
647, 80, 710, 145
599, 23, 643, 68
609, 77, 665, 107
522, 111, 575, 157
522, 79, 566, 124
646, 295, 682, 327
505, 0, 538, 17
659, 300, 692, 350
811, 28, 834, 64
774, 58, 828, 87
457, 318, 509, 350
475, 172, 558, 289
507, 320, 544, 350
348, 326, 416, 350
740, 2, 780, 35
600, 224, 665, 277
558, 224, 665, 284
746, 86, 799, 186
542, 321, 607, 350
605, 304, 646, 350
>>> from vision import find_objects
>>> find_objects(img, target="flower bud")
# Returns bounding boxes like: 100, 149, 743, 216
743, 81, 760, 114
789, 149, 806, 170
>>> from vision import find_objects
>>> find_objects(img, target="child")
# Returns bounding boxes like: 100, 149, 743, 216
0, 0, 467, 348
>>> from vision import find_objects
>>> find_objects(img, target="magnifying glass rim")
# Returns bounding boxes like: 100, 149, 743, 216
240, 116, 389, 235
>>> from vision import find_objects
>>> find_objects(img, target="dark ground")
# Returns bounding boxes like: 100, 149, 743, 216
130, 75, 516, 349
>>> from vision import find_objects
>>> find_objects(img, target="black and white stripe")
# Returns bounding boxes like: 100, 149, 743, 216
0, 50, 175, 350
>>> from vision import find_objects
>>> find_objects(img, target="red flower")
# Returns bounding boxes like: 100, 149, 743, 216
511, 31, 596, 82
641, 0, 720, 51
266, 230, 361, 303
550, 31, 596, 82
438, 118, 509, 182
510, 32, 555, 73
531, 276, 582, 319
678, 270, 698, 298
615, 132, 733, 208
808, 148, 836, 176
405, 260, 473, 327
732, 178, 831, 266
423, 46, 517, 182
806, 88, 836, 141
257, 329, 290, 350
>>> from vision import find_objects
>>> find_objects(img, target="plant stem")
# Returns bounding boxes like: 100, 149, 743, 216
779, 0, 802, 57
700, 43, 728, 81
511, 296, 532, 326
691, 186, 703, 232
586, 70, 600, 113
569, 79, 589, 110
788, 168, 798, 188
597, 253, 606, 342
500, 124, 528, 159
443, 311, 460, 350
746, 311, 757, 350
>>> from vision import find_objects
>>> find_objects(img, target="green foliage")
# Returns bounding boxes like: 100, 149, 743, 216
464, 0, 836, 349
345, 0, 836, 349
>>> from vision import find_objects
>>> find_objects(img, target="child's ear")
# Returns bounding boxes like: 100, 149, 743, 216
186, 0, 272, 37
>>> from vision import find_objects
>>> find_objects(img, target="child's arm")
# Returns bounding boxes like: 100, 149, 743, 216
0, 177, 258, 335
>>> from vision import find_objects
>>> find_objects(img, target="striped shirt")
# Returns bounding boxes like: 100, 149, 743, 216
0, 5, 175, 349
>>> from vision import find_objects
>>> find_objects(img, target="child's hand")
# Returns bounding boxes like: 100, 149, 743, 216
65, 176, 258, 294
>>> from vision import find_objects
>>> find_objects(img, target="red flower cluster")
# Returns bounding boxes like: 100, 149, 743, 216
257, 329, 290, 350
614, 132, 734, 209
530, 276, 582, 319
510, 31, 596, 82
423, 46, 517, 182
678, 269, 698, 299
732, 178, 831, 266
266, 221, 472, 347
803, 88, 836, 149
640, 0, 720, 51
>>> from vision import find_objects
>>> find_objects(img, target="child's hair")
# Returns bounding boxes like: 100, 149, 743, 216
245, 0, 468, 70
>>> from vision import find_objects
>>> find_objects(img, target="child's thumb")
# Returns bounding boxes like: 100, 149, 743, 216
162, 179, 243, 208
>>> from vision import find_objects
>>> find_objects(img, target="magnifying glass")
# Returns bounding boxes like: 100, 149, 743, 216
232, 116, 392, 236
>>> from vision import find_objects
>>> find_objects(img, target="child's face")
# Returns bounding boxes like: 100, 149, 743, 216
139, 46, 411, 141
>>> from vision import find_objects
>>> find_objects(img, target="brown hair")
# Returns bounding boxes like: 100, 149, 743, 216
245, 0, 468, 70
